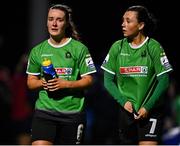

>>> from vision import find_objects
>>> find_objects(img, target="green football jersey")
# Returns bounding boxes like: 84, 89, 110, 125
101, 37, 172, 111
26, 38, 96, 112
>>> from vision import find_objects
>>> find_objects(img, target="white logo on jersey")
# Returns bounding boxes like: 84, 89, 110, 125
85, 57, 95, 68
41, 54, 53, 57
160, 56, 171, 69
120, 53, 130, 56
160, 56, 168, 65
103, 54, 109, 64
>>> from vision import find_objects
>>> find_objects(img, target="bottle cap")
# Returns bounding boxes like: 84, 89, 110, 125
42, 59, 51, 66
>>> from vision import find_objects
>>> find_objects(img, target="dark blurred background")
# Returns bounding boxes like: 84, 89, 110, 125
0, 0, 179, 76
0, 0, 179, 144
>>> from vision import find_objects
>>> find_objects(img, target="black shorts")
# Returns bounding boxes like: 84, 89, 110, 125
118, 106, 164, 144
31, 111, 86, 144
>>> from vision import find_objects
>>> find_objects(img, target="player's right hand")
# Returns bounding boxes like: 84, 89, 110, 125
124, 101, 133, 113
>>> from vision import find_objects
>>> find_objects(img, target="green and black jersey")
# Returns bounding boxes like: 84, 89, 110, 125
26, 38, 96, 113
101, 37, 172, 111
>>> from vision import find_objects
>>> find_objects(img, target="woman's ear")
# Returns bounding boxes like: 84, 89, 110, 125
139, 22, 145, 31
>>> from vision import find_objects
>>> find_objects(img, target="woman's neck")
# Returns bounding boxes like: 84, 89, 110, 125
129, 34, 146, 47
49, 36, 69, 46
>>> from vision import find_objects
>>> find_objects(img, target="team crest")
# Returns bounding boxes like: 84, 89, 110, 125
65, 52, 72, 58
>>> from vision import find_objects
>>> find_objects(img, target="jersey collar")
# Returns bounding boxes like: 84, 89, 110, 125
129, 36, 149, 49
48, 37, 72, 48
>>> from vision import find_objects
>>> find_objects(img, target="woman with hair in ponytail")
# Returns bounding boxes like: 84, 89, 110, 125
26, 4, 96, 145
101, 5, 173, 145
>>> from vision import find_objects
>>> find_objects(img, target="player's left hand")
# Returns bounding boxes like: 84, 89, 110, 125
135, 107, 148, 120
46, 78, 69, 91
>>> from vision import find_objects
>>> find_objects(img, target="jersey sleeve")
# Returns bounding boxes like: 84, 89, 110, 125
101, 40, 120, 75
26, 47, 41, 75
150, 41, 173, 77
78, 46, 96, 77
